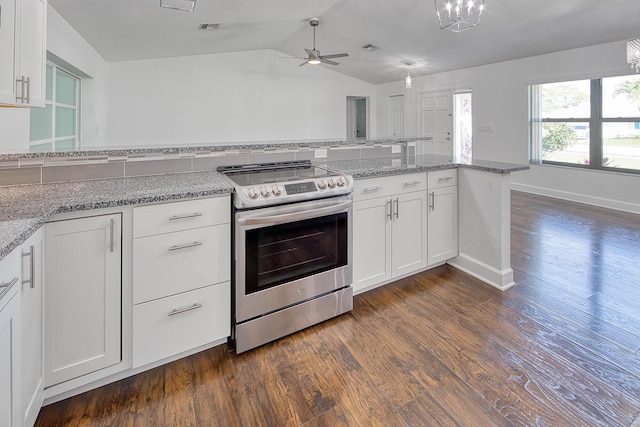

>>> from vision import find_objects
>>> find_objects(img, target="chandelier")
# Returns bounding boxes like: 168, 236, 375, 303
434, 0, 485, 32
628, 39, 640, 73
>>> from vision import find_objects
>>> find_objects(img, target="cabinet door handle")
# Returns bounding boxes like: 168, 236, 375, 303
0, 277, 19, 300
363, 186, 382, 193
169, 212, 203, 221
404, 180, 421, 186
22, 245, 35, 289
393, 198, 399, 219
386, 199, 392, 220
168, 241, 203, 252
109, 218, 115, 253
429, 192, 435, 211
168, 303, 203, 317
25, 76, 30, 104
438, 176, 454, 183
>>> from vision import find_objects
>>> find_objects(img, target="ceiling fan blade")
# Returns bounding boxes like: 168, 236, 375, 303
298, 60, 309, 67
318, 53, 349, 60
320, 59, 339, 66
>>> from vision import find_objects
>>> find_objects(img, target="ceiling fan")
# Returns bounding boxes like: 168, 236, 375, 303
299, 17, 348, 66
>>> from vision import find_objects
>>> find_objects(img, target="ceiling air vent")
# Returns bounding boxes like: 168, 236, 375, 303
362, 44, 380, 52
199, 23, 221, 30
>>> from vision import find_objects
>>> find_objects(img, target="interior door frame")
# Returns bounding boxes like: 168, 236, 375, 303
346, 96, 370, 140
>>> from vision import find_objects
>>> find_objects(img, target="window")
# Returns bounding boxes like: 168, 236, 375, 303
529, 74, 640, 173
454, 91, 472, 163
29, 63, 80, 152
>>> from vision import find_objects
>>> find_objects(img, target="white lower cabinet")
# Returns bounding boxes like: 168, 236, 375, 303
45, 213, 122, 387
132, 196, 231, 368
132, 282, 230, 368
427, 169, 459, 266
353, 173, 428, 293
0, 246, 22, 427
20, 227, 44, 427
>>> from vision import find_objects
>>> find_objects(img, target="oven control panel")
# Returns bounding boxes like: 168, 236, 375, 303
236, 175, 353, 208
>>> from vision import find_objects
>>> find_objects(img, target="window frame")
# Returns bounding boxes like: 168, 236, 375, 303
29, 62, 81, 152
529, 75, 640, 175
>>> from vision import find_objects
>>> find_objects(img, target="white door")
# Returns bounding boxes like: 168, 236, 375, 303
427, 186, 459, 266
391, 191, 428, 277
20, 228, 44, 427
353, 197, 392, 293
17, 0, 47, 107
45, 214, 122, 386
0, 0, 18, 105
0, 291, 21, 427
389, 95, 404, 137
418, 90, 453, 156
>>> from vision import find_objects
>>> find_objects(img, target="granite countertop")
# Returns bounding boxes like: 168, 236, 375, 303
323, 155, 529, 178
0, 156, 528, 264
0, 171, 233, 261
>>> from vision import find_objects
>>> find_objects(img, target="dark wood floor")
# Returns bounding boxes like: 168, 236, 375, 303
36, 191, 640, 426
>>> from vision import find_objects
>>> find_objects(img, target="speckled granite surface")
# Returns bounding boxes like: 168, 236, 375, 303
0, 137, 429, 161
0, 156, 528, 263
322, 155, 529, 178
0, 171, 233, 261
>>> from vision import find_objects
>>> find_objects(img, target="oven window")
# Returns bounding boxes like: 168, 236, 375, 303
245, 212, 348, 294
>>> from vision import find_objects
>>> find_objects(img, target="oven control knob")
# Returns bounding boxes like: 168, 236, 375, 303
260, 186, 271, 197
272, 184, 283, 196
317, 179, 327, 190
327, 178, 337, 188
247, 187, 259, 199
336, 176, 346, 187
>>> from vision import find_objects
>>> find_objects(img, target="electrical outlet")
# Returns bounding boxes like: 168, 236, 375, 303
315, 148, 328, 158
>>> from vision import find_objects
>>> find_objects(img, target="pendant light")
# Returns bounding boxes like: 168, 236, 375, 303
404, 61, 414, 89
628, 38, 640, 73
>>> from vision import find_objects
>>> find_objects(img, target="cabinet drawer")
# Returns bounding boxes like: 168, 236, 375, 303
132, 282, 230, 368
133, 196, 230, 238
428, 169, 457, 189
133, 224, 230, 304
353, 173, 427, 202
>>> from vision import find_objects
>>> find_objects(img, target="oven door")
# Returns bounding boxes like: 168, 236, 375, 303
235, 194, 352, 323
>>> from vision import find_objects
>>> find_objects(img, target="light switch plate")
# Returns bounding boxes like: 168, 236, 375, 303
315, 148, 328, 158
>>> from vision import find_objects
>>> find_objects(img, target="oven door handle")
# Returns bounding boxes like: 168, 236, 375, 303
238, 201, 351, 226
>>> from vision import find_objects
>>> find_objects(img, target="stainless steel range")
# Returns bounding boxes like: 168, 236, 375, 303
218, 160, 354, 353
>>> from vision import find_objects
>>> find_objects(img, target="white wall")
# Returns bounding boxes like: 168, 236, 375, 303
377, 40, 640, 213
106, 49, 377, 146
0, 5, 108, 151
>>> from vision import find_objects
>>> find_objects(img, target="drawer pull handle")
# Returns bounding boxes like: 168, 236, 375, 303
22, 245, 35, 289
438, 176, 454, 182
0, 277, 19, 299
363, 186, 382, 192
404, 180, 421, 186
168, 303, 203, 317
169, 212, 203, 221
168, 241, 203, 251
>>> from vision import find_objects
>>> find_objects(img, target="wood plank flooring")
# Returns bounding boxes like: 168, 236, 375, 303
35, 190, 640, 426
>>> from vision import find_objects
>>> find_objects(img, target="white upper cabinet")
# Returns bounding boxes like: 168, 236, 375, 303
0, 0, 46, 107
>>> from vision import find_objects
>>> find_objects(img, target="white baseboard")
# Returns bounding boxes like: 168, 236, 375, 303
448, 253, 515, 291
511, 183, 640, 215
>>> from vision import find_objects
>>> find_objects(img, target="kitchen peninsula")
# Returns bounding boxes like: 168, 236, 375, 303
0, 139, 527, 425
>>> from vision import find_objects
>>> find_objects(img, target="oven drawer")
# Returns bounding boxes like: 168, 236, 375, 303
133, 196, 230, 238
353, 172, 426, 201
428, 168, 457, 189
132, 282, 230, 368
133, 224, 230, 304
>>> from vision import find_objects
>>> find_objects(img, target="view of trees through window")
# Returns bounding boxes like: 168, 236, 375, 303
531, 74, 640, 173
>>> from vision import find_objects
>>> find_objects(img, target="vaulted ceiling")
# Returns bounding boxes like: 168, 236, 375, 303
48, 0, 640, 84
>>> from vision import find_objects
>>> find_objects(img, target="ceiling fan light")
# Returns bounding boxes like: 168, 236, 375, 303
308, 58, 321, 65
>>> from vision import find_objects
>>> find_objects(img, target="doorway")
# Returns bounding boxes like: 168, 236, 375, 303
347, 97, 369, 140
